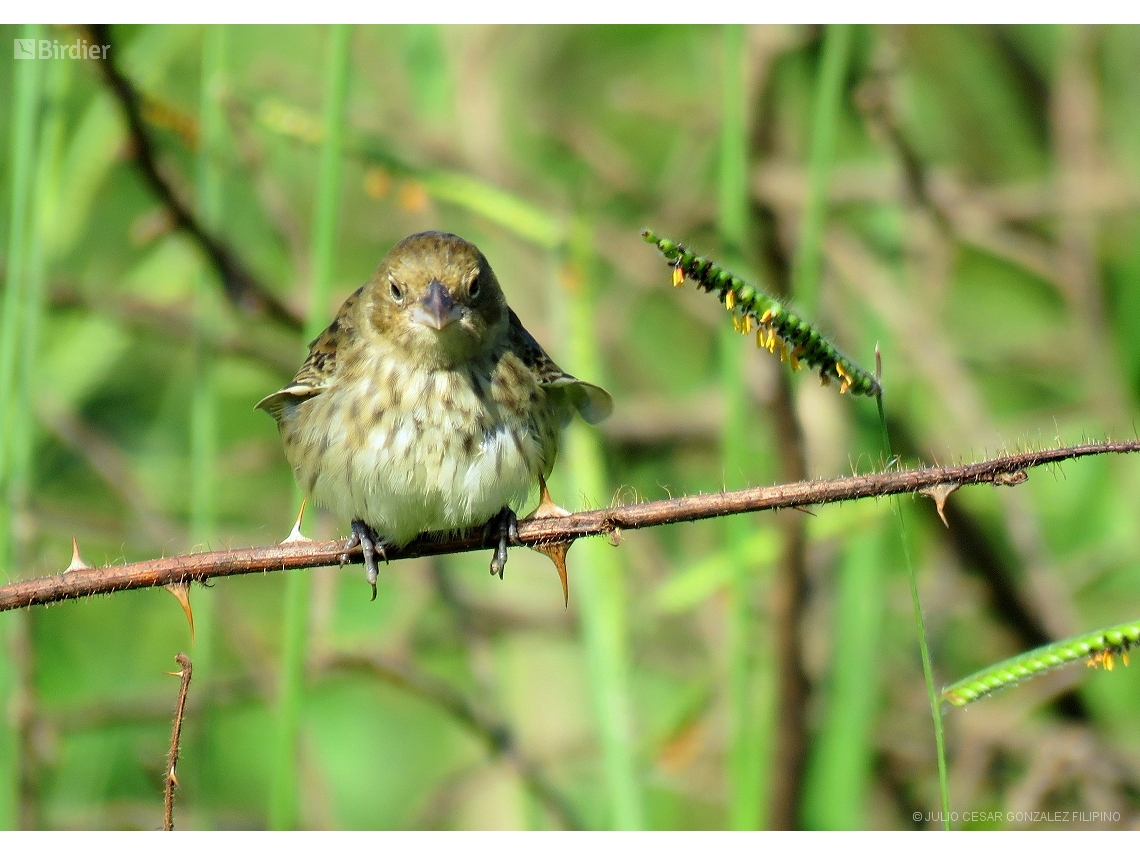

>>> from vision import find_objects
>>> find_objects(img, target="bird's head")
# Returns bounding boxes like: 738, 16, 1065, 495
364, 232, 508, 367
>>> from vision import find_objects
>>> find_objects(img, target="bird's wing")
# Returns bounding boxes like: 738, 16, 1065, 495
255, 287, 362, 423
507, 308, 613, 425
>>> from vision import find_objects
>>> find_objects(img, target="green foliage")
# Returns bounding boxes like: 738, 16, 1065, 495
2, 23, 1140, 830
269, 23, 352, 831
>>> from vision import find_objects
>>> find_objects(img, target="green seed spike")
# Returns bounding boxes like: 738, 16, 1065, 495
942, 618, 1140, 707
642, 229, 881, 398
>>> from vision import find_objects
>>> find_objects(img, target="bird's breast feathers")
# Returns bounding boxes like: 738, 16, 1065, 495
280, 346, 559, 545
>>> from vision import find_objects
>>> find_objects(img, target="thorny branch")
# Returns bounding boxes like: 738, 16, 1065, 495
1, 440, 1137, 613
87, 25, 303, 331
164, 653, 193, 832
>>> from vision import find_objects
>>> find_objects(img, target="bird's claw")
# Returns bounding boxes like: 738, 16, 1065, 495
348, 519, 387, 601
487, 507, 518, 580
490, 540, 508, 580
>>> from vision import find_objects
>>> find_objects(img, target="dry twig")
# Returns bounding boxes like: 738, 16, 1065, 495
164, 653, 193, 831
87, 25, 302, 331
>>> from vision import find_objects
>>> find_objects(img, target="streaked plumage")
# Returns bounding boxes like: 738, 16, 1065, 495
257, 231, 611, 596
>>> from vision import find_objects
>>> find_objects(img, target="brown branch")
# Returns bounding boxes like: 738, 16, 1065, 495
163, 653, 193, 831
87, 25, 303, 332
767, 373, 811, 830
754, 126, 812, 828
2, 440, 1138, 613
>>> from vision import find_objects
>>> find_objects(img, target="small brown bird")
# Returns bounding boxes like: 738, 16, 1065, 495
257, 232, 612, 599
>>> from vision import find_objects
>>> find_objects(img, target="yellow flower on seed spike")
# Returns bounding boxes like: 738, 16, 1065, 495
1086, 650, 1115, 670
789, 344, 804, 371
836, 361, 854, 394
645, 232, 882, 401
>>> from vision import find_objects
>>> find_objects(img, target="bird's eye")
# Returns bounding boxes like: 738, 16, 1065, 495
469, 278, 480, 298
389, 281, 404, 303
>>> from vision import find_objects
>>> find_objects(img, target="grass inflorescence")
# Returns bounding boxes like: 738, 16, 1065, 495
642, 230, 881, 398
943, 619, 1140, 707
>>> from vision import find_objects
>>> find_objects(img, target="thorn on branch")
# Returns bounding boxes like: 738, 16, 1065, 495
282, 499, 312, 544
164, 582, 195, 640
531, 541, 572, 608
522, 476, 574, 605
66, 537, 92, 572
919, 483, 959, 528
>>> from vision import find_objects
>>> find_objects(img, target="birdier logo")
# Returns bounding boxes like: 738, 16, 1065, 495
13, 37, 109, 60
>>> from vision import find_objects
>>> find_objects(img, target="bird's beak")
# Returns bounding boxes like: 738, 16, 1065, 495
412, 279, 462, 331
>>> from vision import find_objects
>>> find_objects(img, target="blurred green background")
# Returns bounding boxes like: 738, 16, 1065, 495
2, 23, 1140, 830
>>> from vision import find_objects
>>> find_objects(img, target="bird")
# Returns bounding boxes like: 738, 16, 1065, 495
256, 231, 613, 601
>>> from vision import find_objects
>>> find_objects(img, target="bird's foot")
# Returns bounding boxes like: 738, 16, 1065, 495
344, 519, 388, 601
523, 475, 571, 521
486, 506, 519, 580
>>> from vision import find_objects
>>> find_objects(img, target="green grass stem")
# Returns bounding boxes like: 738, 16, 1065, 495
188, 24, 229, 826
561, 220, 642, 829
801, 524, 886, 828
899, 498, 951, 827
192, 25, 226, 549
419, 171, 563, 249
875, 395, 950, 826
791, 23, 851, 318
718, 23, 769, 831
7, 53, 70, 836
0, 25, 42, 484
254, 98, 563, 250
0, 23, 43, 829
269, 23, 352, 831
9, 55, 67, 558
